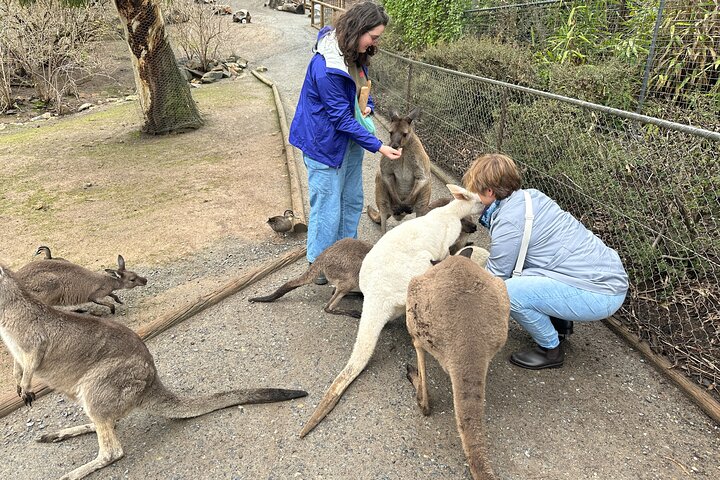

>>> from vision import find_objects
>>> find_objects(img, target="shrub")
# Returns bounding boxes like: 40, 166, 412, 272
420, 36, 540, 87
0, 0, 114, 113
164, 0, 232, 72
383, 0, 471, 51
545, 58, 640, 110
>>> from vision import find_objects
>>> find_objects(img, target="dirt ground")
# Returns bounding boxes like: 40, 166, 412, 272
0, 2, 719, 479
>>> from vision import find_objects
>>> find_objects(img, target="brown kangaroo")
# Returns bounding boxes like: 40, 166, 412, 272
406, 255, 509, 480
249, 238, 371, 318
0, 264, 307, 480
368, 107, 432, 233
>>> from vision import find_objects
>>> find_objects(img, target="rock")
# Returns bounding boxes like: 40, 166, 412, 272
201, 70, 225, 83
178, 67, 194, 82
233, 9, 251, 23
78, 103, 93, 112
29, 112, 52, 122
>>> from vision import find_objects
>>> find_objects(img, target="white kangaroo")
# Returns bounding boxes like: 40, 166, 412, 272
300, 184, 484, 437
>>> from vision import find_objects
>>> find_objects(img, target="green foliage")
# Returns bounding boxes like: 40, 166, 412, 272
543, 4, 605, 64
546, 58, 640, 110
420, 36, 540, 87
499, 97, 719, 289
651, 0, 720, 102
383, 0, 472, 50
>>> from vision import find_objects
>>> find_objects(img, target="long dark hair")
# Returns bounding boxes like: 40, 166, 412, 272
334, 1, 389, 67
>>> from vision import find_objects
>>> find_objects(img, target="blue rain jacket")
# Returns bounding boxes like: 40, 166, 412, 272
289, 27, 382, 168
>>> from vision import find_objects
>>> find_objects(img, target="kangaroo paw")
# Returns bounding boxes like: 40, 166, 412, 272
21, 390, 36, 407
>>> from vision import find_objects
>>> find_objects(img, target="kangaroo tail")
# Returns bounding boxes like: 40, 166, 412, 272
143, 380, 307, 419
249, 264, 319, 303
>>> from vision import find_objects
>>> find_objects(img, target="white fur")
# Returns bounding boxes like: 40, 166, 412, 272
300, 184, 484, 436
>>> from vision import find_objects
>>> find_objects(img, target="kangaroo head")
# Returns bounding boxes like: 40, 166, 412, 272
447, 184, 484, 216
388, 107, 421, 150
104, 255, 148, 289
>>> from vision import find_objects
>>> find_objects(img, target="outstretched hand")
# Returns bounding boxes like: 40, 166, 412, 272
379, 145, 402, 160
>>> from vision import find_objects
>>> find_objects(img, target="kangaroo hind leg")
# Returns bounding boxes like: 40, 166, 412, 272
59, 419, 124, 480
38, 423, 96, 443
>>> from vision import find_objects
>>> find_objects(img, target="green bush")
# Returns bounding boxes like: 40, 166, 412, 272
420, 36, 541, 87
545, 58, 640, 110
382, 0, 471, 50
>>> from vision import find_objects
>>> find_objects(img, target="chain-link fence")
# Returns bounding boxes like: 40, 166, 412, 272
465, 0, 719, 127
371, 49, 720, 402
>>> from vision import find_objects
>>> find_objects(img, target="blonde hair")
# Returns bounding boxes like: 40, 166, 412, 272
462, 153, 522, 200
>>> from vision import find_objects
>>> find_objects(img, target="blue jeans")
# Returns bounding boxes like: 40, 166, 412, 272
304, 141, 364, 263
505, 275, 627, 349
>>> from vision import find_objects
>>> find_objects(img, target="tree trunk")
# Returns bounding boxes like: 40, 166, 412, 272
113, 0, 203, 134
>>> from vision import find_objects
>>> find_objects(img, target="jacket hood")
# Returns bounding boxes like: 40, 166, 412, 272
316, 29, 349, 74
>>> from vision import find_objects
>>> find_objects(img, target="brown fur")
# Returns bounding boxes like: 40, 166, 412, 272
369, 107, 432, 233
0, 265, 307, 480
249, 238, 371, 318
14, 254, 147, 314
406, 255, 509, 480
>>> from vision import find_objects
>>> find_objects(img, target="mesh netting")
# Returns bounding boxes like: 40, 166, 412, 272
465, 0, 719, 127
371, 49, 720, 401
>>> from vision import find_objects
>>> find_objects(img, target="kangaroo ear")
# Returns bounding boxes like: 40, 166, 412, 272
0, 265, 5, 277
105, 269, 121, 279
407, 107, 421, 123
390, 110, 400, 121
117, 255, 125, 271
447, 183, 466, 199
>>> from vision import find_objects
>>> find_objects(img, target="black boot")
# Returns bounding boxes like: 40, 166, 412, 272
510, 342, 565, 370
550, 317, 574, 340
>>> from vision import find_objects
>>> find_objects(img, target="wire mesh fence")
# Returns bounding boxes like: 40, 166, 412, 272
371, 49, 720, 401
464, 0, 720, 127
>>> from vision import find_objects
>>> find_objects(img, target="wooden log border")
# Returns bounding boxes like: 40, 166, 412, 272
251, 69, 307, 227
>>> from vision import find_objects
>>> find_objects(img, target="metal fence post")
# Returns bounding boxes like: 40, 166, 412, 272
637, 0, 666, 114
405, 63, 413, 111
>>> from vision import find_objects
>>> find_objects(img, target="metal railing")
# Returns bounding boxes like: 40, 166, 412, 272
370, 50, 720, 403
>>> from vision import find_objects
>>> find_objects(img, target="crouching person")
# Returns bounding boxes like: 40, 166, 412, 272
462, 153, 628, 369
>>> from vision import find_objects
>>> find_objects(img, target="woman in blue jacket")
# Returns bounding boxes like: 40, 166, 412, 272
463, 154, 629, 369
289, 2, 402, 283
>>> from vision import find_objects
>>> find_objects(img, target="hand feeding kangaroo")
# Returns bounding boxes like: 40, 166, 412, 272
299, 184, 484, 437
367, 107, 432, 233
249, 238, 371, 318
0, 264, 307, 480
406, 254, 509, 480
14, 254, 147, 314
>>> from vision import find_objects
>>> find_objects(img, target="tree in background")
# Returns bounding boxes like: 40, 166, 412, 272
12, 0, 203, 134
112, 0, 203, 133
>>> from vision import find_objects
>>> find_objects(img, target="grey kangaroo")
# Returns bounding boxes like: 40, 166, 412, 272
15, 254, 147, 314
0, 264, 307, 480
367, 107, 432, 233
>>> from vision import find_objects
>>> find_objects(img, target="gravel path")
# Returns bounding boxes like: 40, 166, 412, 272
1, 3, 718, 479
